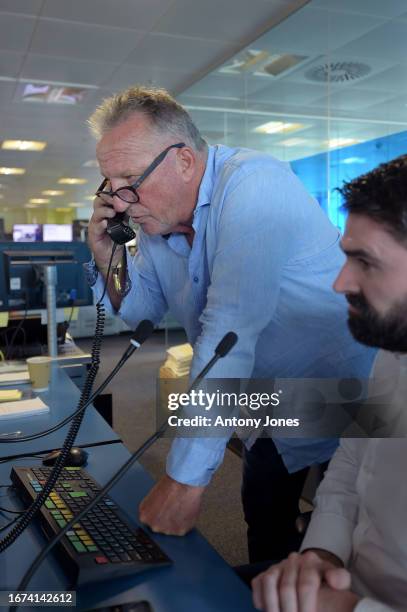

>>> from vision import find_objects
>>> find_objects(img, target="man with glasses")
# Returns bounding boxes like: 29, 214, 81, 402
86, 86, 374, 560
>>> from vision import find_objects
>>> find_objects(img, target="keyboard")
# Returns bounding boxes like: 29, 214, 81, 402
11, 466, 172, 586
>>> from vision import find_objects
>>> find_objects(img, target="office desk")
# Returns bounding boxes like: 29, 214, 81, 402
0, 443, 255, 612
0, 366, 120, 460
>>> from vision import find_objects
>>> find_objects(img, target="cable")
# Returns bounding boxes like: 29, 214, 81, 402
12, 332, 238, 604
0, 454, 46, 465
5, 296, 28, 361
0, 245, 117, 554
0, 319, 154, 445
0, 505, 24, 515
0, 516, 19, 534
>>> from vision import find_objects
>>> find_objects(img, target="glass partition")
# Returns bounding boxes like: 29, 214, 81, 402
179, 0, 407, 232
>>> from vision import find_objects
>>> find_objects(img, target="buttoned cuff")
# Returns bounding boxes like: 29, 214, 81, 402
83, 257, 132, 298
166, 437, 226, 486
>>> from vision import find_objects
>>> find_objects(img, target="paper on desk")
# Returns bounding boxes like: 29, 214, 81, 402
0, 371, 30, 385
63, 306, 78, 321
0, 312, 9, 327
0, 389, 22, 402
0, 397, 49, 419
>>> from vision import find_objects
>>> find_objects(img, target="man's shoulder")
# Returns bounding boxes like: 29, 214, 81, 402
212, 144, 292, 181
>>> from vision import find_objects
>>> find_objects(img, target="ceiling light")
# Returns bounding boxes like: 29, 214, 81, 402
2, 140, 47, 151
42, 189, 65, 196
254, 121, 307, 135
341, 156, 367, 165
85, 195, 96, 201
68, 202, 82, 207
58, 177, 87, 185
25, 203, 40, 208
0, 167, 26, 175
326, 138, 359, 148
277, 138, 308, 147
22, 84, 87, 105
55, 207, 72, 212
83, 159, 99, 168
29, 198, 50, 204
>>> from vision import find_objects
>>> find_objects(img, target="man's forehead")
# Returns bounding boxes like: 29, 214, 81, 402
342, 213, 404, 258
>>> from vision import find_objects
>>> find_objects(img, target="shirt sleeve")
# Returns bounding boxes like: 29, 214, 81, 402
300, 438, 368, 565
166, 165, 306, 485
355, 598, 399, 612
90, 231, 168, 329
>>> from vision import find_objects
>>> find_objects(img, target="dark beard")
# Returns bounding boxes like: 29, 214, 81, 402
347, 293, 407, 352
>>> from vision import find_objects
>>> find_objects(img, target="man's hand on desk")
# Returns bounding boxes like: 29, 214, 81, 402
139, 474, 205, 535
252, 550, 355, 612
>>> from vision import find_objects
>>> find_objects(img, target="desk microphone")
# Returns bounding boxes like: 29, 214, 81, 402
0, 320, 155, 445
0, 320, 155, 557
15, 330, 238, 598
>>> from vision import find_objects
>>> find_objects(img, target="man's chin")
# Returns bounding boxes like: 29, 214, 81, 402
348, 314, 407, 352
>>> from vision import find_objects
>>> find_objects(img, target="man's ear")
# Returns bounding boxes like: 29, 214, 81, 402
176, 147, 196, 182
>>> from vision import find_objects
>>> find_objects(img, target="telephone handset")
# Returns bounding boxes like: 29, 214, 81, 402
106, 212, 136, 245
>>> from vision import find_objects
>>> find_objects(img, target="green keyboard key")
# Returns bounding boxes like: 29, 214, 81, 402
72, 541, 86, 553
69, 491, 88, 498
45, 500, 55, 509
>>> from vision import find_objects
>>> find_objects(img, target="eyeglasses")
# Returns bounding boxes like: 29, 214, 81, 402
95, 142, 185, 204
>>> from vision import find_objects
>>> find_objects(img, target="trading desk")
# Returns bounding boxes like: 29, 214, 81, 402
0, 443, 255, 612
0, 365, 120, 460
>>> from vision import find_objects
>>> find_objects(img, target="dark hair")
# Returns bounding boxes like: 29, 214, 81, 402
340, 154, 407, 243
88, 85, 207, 152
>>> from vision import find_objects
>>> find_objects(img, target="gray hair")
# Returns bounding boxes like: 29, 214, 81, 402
88, 85, 207, 151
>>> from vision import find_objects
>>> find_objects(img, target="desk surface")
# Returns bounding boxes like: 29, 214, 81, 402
0, 443, 254, 612
0, 366, 120, 460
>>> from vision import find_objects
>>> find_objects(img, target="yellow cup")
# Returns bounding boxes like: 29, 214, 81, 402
26, 356, 52, 391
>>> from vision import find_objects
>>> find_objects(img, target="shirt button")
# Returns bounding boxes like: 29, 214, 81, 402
193, 276, 199, 283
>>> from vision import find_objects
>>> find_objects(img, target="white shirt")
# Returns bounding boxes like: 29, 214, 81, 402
301, 351, 407, 612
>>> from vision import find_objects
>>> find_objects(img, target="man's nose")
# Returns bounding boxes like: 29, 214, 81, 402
111, 194, 130, 214
333, 263, 358, 295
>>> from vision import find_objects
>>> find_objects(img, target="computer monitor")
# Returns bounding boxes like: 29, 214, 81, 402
0, 241, 93, 312
12, 224, 42, 242
43, 224, 73, 242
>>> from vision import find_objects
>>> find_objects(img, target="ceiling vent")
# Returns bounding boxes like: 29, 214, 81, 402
305, 61, 371, 83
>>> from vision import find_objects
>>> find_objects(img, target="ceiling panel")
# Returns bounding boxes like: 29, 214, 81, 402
20, 53, 119, 87
247, 81, 328, 105
104, 63, 190, 94
0, 51, 25, 78
0, 13, 36, 52
0, 0, 43, 15
354, 65, 407, 94
255, 6, 385, 55
30, 19, 145, 63
334, 20, 407, 62
153, 0, 299, 42
126, 33, 232, 74
311, 0, 407, 18
42, 0, 174, 32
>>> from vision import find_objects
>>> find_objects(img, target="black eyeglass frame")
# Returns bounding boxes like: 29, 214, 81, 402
95, 142, 185, 203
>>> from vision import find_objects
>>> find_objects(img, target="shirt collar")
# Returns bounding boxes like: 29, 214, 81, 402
195, 145, 215, 211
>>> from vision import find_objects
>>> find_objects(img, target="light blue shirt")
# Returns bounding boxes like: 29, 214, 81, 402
91, 145, 375, 486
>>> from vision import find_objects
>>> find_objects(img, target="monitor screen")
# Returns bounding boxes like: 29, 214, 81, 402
43, 224, 73, 242
13, 224, 42, 242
